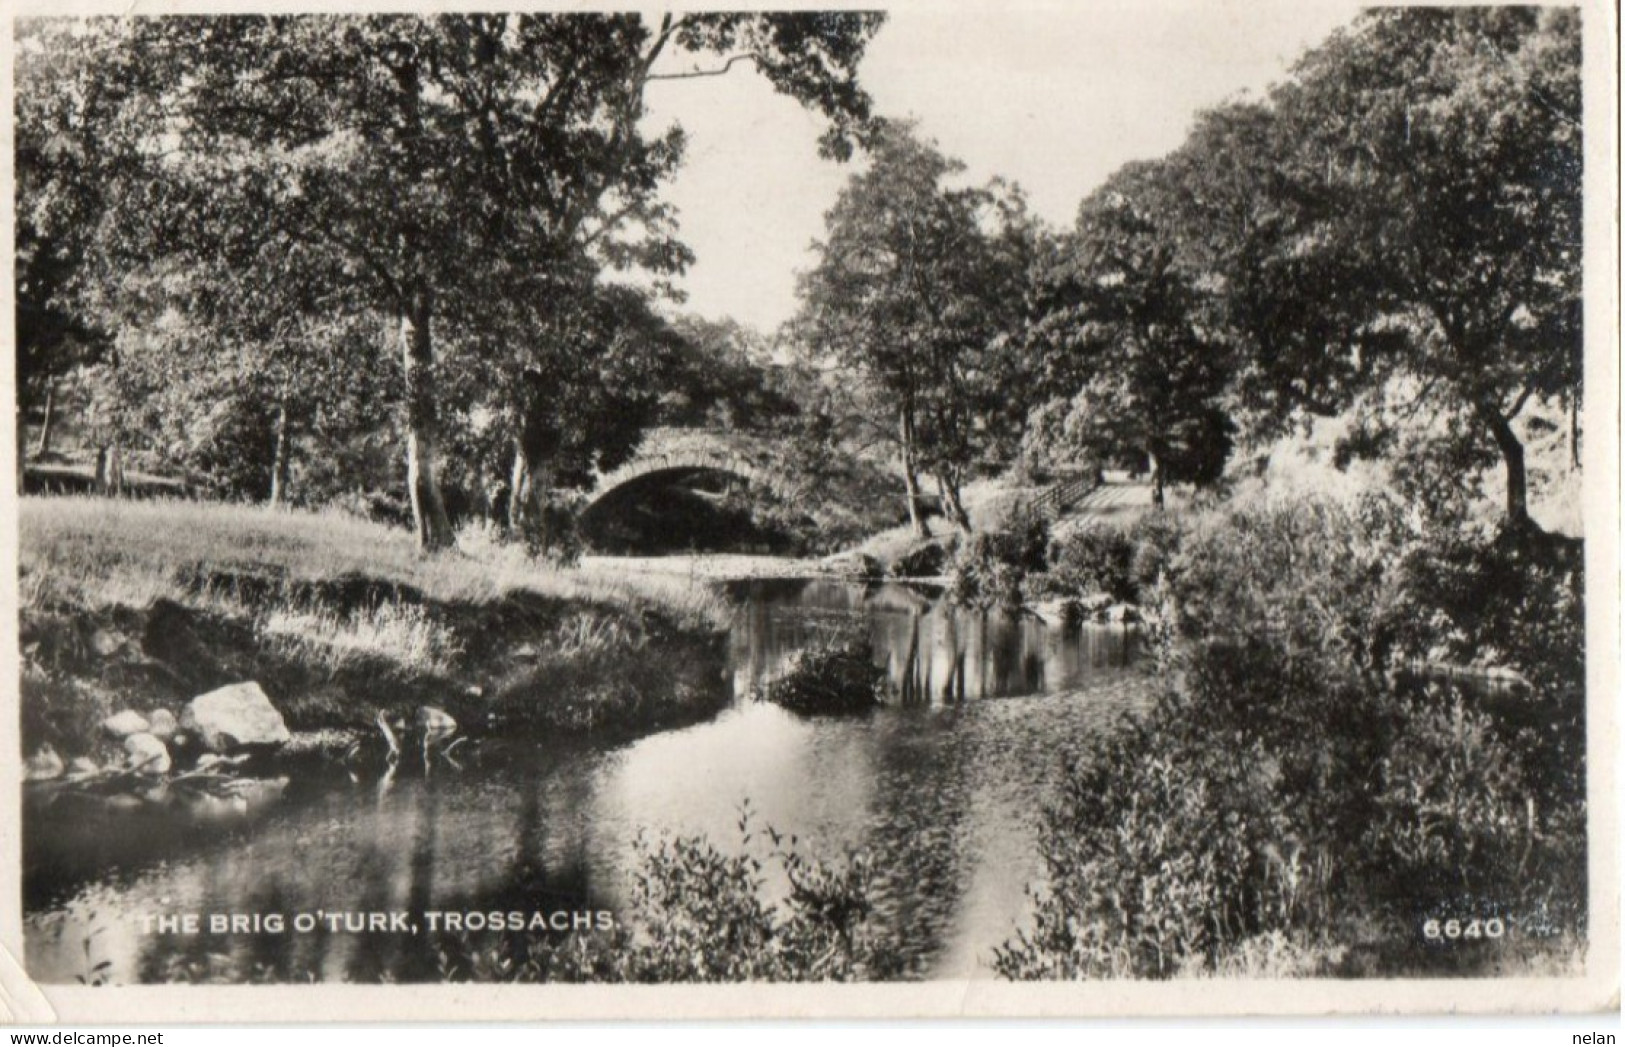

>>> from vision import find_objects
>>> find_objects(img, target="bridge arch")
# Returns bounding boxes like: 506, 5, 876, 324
580, 428, 800, 516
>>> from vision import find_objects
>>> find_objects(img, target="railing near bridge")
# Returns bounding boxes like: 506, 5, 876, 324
1024, 470, 1102, 521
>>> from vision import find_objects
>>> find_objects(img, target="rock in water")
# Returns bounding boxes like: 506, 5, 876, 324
124, 733, 172, 775
415, 705, 457, 735
65, 756, 100, 778
823, 551, 885, 580
146, 708, 179, 740
101, 709, 151, 739
180, 682, 291, 752
195, 753, 251, 771
24, 745, 64, 781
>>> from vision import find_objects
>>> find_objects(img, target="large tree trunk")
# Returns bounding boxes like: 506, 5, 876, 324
1480, 405, 1529, 529
506, 439, 530, 534
937, 471, 972, 534
506, 439, 554, 553
96, 444, 125, 496
34, 382, 55, 460
269, 401, 291, 508
900, 407, 930, 538
1147, 449, 1165, 509
400, 291, 455, 551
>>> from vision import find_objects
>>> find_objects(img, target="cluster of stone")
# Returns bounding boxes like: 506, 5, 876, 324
24, 681, 291, 782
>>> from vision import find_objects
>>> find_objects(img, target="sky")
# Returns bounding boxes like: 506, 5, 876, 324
640, 1, 1365, 334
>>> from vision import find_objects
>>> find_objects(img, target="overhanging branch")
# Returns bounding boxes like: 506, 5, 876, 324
647, 53, 762, 82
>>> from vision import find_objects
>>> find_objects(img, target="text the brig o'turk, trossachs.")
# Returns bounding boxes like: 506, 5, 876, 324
135, 909, 616, 935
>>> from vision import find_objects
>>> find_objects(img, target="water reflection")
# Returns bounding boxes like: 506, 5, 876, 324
728, 578, 1138, 701
25, 579, 1151, 983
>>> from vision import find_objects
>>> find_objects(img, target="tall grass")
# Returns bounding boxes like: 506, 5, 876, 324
19, 496, 731, 631
262, 600, 463, 677
19, 497, 737, 753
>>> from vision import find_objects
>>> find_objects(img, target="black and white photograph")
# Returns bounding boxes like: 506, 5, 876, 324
3, 0, 1616, 1019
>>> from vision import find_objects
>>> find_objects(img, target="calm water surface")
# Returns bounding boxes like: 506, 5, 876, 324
24, 578, 1152, 983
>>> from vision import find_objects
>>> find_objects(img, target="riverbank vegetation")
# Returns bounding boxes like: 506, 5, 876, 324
20, 496, 733, 761
995, 493, 1586, 978
434, 813, 896, 983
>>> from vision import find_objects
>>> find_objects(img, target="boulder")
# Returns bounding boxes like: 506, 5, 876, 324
415, 705, 457, 735
101, 709, 151, 739
146, 708, 179, 740
65, 756, 101, 778
1078, 593, 1114, 617
90, 629, 127, 657
24, 745, 64, 781
124, 733, 172, 775
1103, 602, 1142, 625
180, 682, 290, 752
824, 551, 885, 580
1030, 599, 1080, 627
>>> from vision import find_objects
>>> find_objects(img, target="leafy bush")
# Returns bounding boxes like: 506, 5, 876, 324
1043, 524, 1138, 602
1154, 494, 1413, 673
998, 501, 1054, 574
1023, 513, 1185, 613
887, 539, 952, 579
436, 812, 896, 982
948, 507, 1050, 608
1366, 687, 1534, 907
513, 490, 586, 566
997, 493, 1587, 979
994, 642, 1352, 979
1396, 524, 1585, 696
948, 535, 1027, 609
1126, 511, 1185, 596
751, 624, 886, 715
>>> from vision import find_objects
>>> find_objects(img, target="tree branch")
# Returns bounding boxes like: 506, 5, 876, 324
579, 200, 644, 249
1504, 382, 1537, 421
647, 53, 762, 82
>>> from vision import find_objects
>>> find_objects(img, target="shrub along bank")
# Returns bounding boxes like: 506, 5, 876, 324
750, 623, 887, 716
994, 493, 1586, 978
432, 811, 901, 983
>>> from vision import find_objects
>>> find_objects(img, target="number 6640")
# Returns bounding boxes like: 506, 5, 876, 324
1423, 918, 1506, 940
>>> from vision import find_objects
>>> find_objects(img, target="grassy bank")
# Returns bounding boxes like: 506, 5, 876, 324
19, 497, 735, 761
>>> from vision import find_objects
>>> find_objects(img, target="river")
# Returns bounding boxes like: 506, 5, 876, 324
23, 577, 1153, 984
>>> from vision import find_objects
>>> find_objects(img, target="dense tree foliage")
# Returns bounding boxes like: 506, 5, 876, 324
793, 122, 1036, 534
12, 20, 150, 458
16, 12, 882, 547
14, 8, 1582, 544
1021, 163, 1232, 505
1284, 8, 1582, 527
656, 317, 801, 432
1010, 8, 1581, 526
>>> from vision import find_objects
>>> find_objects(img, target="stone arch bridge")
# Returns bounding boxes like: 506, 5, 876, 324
581, 427, 802, 515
